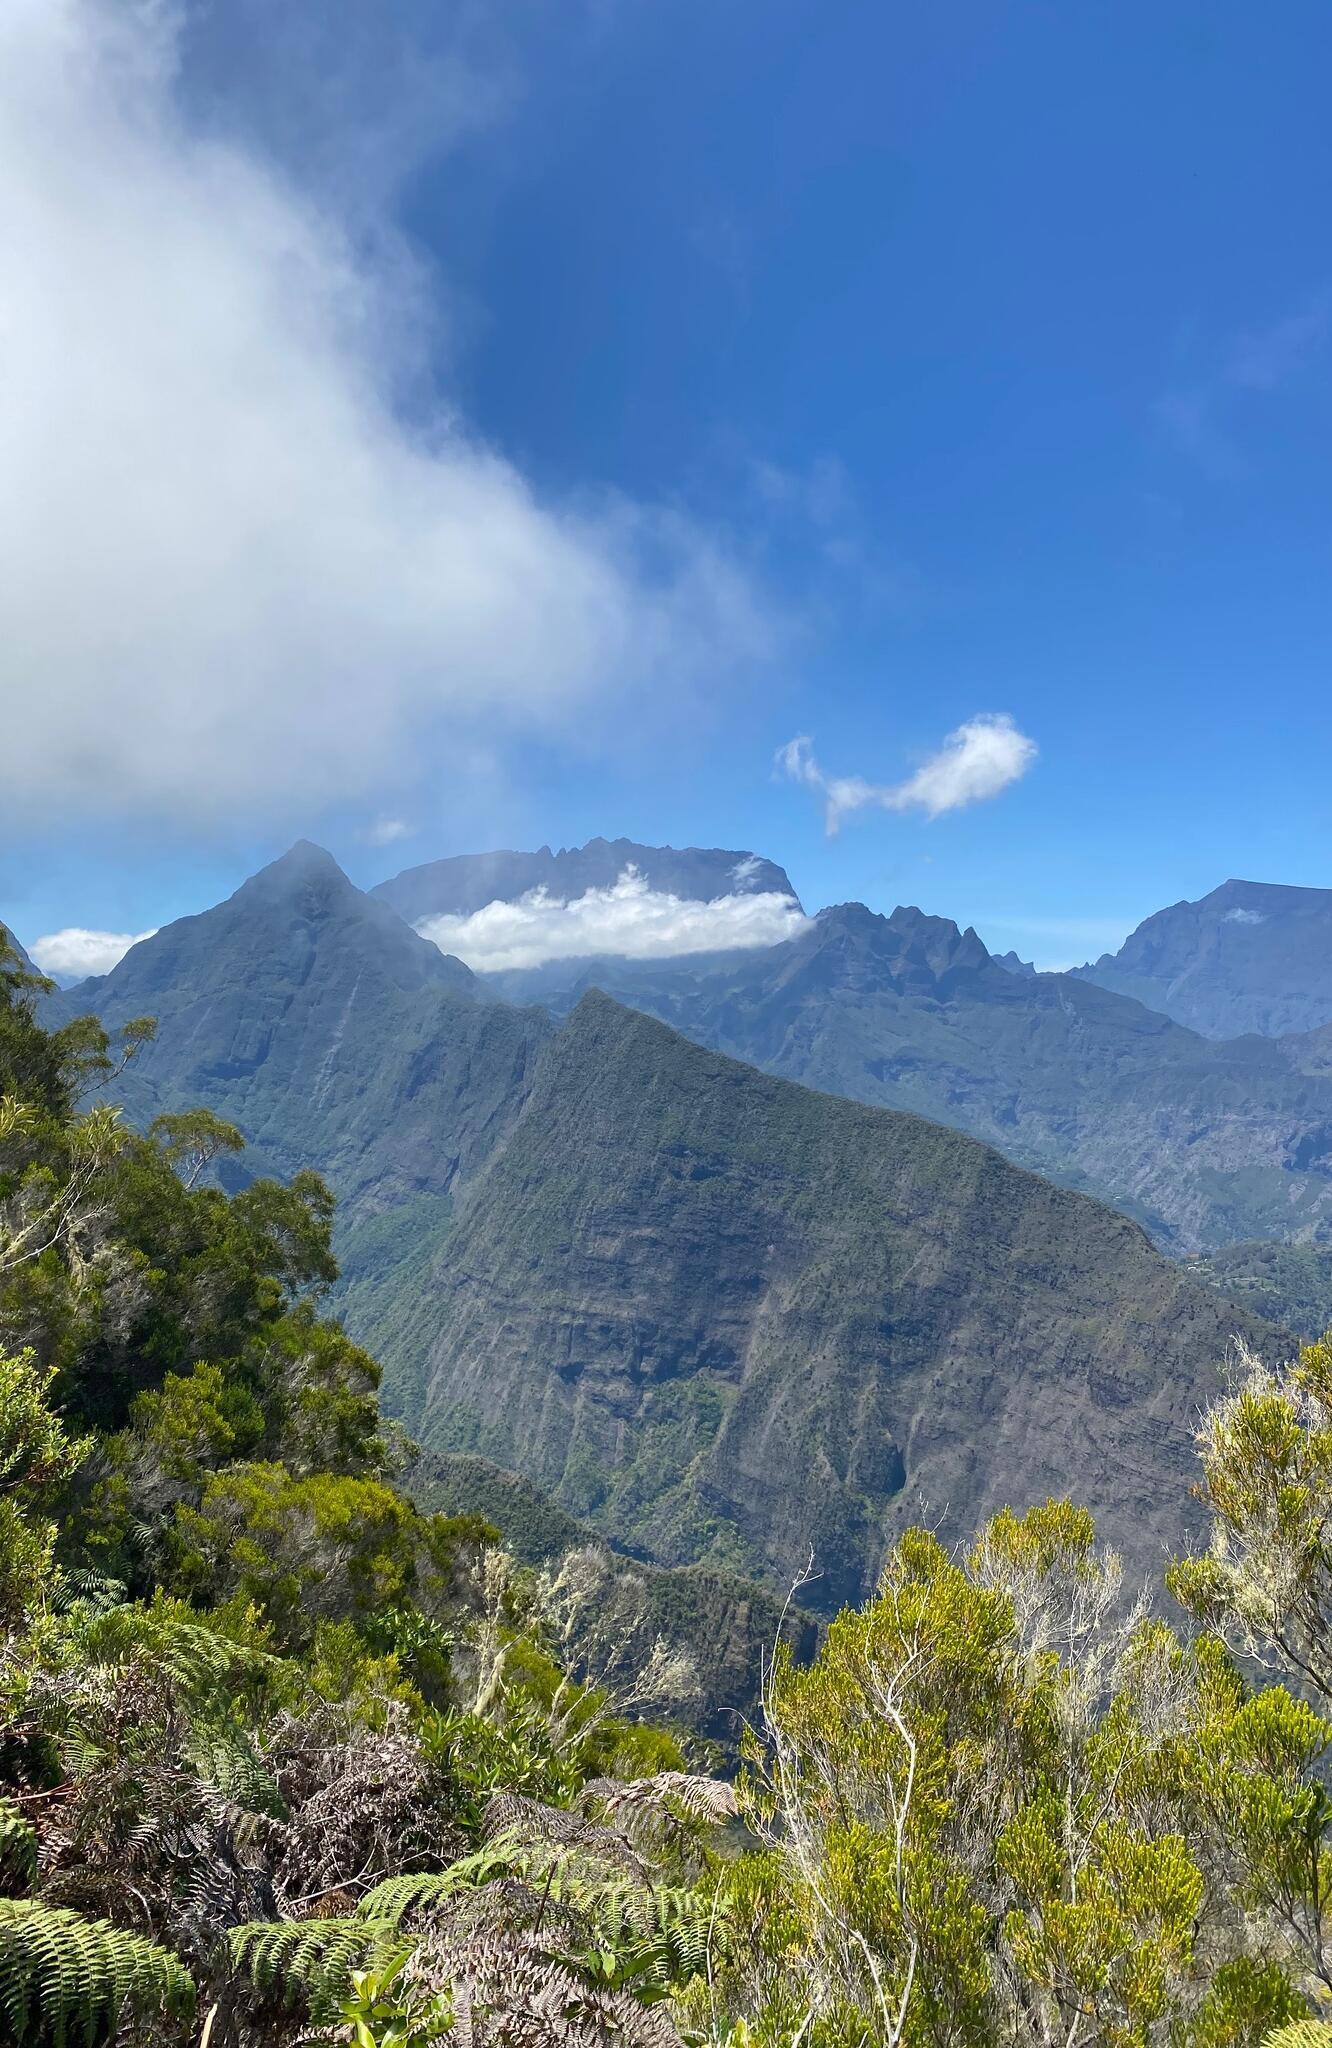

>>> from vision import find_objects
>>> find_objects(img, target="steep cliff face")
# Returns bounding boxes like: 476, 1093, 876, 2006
1075, 879, 1332, 1039
401, 992, 1280, 1610
372, 837, 799, 924
486, 903, 1332, 1253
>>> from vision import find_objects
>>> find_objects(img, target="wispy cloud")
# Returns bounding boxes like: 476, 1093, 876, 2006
416, 866, 809, 973
1157, 294, 1330, 473
30, 927, 157, 981
361, 817, 414, 846
0, 0, 773, 830
778, 715, 1037, 836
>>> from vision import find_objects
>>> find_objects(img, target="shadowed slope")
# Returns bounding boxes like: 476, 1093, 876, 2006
398, 990, 1281, 1610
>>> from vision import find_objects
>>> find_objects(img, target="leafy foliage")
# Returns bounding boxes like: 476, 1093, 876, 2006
0, 1898, 195, 2045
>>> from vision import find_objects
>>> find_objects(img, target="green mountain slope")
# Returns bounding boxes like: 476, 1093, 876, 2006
38, 849, 1289, 1614
43, 843, 553, 1304
484, 902, 1332, 1253
1186, 1239, 1332, 1344
1074, 878, 1332, 1038
394, 990, 1282, 1610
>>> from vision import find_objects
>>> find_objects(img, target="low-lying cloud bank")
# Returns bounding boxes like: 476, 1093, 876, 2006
779, 715, 1037, 835
416, 868, 809, 974
0, 0, 770, 827
30, 927, 158, 981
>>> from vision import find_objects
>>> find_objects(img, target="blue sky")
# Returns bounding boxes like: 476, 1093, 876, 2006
3, 0, 1331, 970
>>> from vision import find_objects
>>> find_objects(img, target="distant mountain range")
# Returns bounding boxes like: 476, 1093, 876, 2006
479, 898, 1332, 1255
24, 838, 1298, 1606
372, 836, 798, 924
1074, 878, 1332, 1038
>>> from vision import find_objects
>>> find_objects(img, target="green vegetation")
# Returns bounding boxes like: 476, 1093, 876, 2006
15, 915, 1332, 2045
1186, 1240, 1332, 1344
399, 990, 1281, 1608
0, 933, 711, 2043
492, 897, 1332, 1253
409, 1453, 821, 1740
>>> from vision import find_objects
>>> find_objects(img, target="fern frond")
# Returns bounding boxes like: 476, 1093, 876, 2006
579, 1772, 738, 1829
356, 1849, 512, 1929
229, 1915, 409, 2022
0, 1899, 194, 2046
0, 1796, 37, 1893
482, 1793, 649, 1878
185, 1719, 286, 1818
76, 1605, 283, 1703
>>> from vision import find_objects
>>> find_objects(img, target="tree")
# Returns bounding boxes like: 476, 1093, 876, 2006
719, 1501, 1310, 2047
0, 1348, 89, 1623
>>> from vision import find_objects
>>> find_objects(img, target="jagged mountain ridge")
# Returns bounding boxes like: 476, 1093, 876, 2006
1074, 878, 1332, 1039
26, 843, 1285, 1608
483, 900, 1332, 1254
372, 836, 800, 925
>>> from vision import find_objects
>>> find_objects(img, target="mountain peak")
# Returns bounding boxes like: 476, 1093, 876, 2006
242, 840, 351, 896
1076, 876, 1332, 1037
799, 901, 994, 992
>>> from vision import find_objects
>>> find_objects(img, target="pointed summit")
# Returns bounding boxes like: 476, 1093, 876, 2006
53, 841, 473, 1023
42, 843, 537, 1216
234, 839, 359, 911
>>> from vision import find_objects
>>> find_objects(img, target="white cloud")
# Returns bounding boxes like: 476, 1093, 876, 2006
0, 0, 772, 829
729, 855, 765, 890
779, 715, 1037, 835
30, 927, 157, 980
416, 866, 809, 973
362, 817, 414, 846
1223, 907, 1265, 926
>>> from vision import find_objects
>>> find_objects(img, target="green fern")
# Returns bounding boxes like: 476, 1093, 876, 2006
229, 1915, 409, 2022
358, 1846, 718, 1994
1264, 2029, 1332, 2048
0, 1899, 195, 2046
184, 1718, 286, 1818
0, 1796, 37, 1893
77, 1602, 286, 1704
357, 1844, 519, 1926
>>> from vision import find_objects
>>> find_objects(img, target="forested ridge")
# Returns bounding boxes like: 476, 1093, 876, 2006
6, 928, 1332, 2048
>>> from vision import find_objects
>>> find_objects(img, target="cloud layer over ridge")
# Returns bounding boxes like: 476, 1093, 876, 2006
416, 868, 809, 973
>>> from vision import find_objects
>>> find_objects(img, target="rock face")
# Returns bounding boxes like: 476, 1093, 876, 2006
371, 837, 800, 923
486, 902, 1332, 1254
399, 991, 1280, 1609
1074, 879, 1332, 1039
